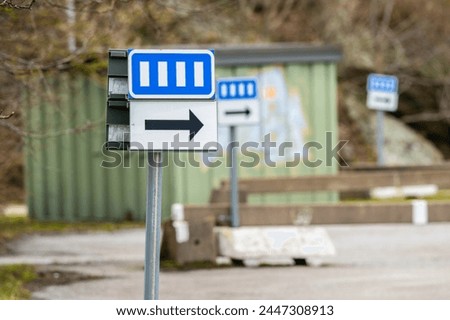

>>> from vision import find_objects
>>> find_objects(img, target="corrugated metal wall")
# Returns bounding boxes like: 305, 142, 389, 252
24, 45, 340, 221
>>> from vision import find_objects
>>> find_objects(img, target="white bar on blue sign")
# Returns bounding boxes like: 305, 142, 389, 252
194, 61, 204, 87
176, 61, 186, 87
220, 83, 227, 98
230, 83, 236, 97
238, 83, 245, 96
158, 61, 168, 87
139, 61, 150, 87
247, 82, 254, 96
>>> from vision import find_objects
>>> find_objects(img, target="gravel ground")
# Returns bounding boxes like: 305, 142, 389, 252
2, 223, 450, 300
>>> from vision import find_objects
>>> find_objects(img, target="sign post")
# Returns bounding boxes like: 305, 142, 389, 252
217, 77, 260, 227
376, 110, 385, 166
144, 151, 163, 300
127, 49, 217, 299
366, 73, 399, 166
229, 125, 239, 227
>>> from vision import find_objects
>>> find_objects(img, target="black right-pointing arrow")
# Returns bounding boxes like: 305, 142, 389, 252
145, 109, 204, 141
225, 107, 251, 116
375, 97, 391, 103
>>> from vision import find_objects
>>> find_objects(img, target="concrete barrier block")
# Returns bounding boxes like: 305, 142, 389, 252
215, 226, 336, 266
412, 200, 428, 225
370, 184, 438, 199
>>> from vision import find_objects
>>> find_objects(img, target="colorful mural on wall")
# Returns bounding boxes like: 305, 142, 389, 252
218, 67, 309, 162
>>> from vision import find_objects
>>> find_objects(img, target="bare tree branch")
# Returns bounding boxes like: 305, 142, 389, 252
402, 112, 450, 123
0, 109, 14, 119
0, 45, 89, 76
0, 0, 35, 10
380, 0, 395, 36
0, 116, 103, 138
0, 117, 21, 135
266, 0, 297, 31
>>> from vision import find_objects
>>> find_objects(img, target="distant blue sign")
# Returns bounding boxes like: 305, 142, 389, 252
367, 74, 398, 93
128, 49, 215, 99
366, 73, 399, 112
217, 78, 258, 100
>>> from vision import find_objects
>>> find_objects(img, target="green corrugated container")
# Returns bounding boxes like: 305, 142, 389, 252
24, 43, 342, 221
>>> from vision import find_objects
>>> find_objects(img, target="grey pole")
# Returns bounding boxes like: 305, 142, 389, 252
376, 110, 385, 166
144, 151, 163, 300
229, 126, 239, 227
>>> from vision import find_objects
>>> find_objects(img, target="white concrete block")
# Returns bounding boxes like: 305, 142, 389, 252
172, 221, 189, 243
403, 185, 437, 197
171, 203, 184, 221
2, 204, 28, 217
412, 200, 428, 225
215, 226, 336, 265
170, 204, 189, 243
370, 184, 438, 199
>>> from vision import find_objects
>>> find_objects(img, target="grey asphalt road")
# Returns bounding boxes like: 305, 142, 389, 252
2, 223, 450, 299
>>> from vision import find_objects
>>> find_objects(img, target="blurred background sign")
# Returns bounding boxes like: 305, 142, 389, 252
366, 73, 399, 112
217, 77, 260, 126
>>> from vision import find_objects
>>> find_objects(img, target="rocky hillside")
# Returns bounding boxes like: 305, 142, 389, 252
0, 0, 448, 202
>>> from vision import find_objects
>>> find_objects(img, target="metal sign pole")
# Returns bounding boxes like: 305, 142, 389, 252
376, 110, 385, 166
144, 151, 163, 300
229, 126, 240, 227
122, 49, 216, 300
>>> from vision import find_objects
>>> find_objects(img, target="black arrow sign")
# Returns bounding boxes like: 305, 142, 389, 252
145, 109, 204, 141
225, 107, 251, 116
375, 97, 391, 103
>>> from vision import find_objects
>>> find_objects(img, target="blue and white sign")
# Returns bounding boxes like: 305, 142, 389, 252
367, 74, 398, 93
217, 77, 260, 126
367, 73, 399, 111
218, 78, 258, 100
128, 49, 215, 100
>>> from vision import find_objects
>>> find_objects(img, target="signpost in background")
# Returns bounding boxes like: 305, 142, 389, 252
217, 77, 260, 126
128, 49, 217, 299
366, 73, 399, 166
217, 77, 260, 227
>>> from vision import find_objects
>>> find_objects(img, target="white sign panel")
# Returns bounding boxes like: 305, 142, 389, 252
130, 100, 217, 151
217, 77, 260, 126
366, 73, 399, 112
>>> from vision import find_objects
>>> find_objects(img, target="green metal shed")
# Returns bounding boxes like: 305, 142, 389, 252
24, 43, 342, 221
